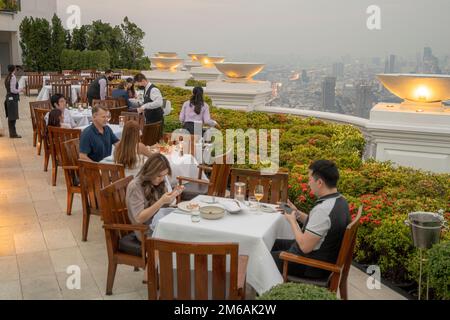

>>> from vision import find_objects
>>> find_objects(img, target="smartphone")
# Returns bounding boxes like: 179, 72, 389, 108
279, 202, 293, 214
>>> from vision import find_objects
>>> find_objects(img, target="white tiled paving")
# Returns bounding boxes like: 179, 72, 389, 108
0, 84, 406, 300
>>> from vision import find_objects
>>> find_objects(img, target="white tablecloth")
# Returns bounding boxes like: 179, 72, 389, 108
69, 109, 92, 127
153, 195, 294, 294
78, 124, 123, 139
37, 85, 81, 104
101, 148, 208, 186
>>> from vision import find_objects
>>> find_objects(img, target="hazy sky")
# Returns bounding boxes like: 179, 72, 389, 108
56, 0, 450, 62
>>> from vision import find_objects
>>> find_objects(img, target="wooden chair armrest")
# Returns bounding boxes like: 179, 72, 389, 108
103, 223, 149, 233
279, 251, 341, 282
237, 255, 249, 292
197, 164, 212, 172
62, 165, 78, 170
176, 176, 210, 185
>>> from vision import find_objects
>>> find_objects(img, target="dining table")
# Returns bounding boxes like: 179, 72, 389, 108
153, 195, 295, 295
36, 85, 81, 105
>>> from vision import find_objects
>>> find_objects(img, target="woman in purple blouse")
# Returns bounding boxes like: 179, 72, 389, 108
179, 87, 219, 135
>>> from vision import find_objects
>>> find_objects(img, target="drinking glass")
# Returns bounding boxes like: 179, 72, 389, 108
106, 111, 111, 124
254, 185, 264, 209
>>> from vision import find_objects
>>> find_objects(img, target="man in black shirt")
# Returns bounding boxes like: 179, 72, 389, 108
272, 160, 351, 279
87, 70, 114, 106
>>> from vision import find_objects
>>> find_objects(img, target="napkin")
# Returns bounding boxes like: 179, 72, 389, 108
220, 200, 241, 213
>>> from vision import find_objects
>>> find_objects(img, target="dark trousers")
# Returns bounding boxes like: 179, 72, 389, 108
271, 239, 309, 278
8, 120, 18, 137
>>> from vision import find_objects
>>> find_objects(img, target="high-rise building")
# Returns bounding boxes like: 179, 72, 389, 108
424, 47, 433, 60
389, 54, 396, 73
422, 47, 442, 74
355, 81, 374, 118
332, 62, 344, 79
301, 70, 309, 83
322, 77, 336, 110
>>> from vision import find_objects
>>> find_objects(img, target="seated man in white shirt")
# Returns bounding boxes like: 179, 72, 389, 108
44, 93, 76, 128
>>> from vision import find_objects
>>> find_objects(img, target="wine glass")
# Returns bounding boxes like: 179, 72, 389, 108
254, 185, 264, 210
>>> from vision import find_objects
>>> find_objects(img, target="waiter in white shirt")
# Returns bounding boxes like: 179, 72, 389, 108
133, 73, 164, 128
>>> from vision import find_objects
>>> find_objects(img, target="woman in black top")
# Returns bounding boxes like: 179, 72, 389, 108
4, 65, 23, 138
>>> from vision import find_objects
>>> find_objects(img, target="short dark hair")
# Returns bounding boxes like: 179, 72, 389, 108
50, 93, 66, 109
92, 105, 108, 114
133, 73, 147, 83
308, 160, 339, 188
7, 65, 16, 73
105, 69, 113, 74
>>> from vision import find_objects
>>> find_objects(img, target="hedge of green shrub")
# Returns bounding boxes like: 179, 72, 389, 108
185, 79, 207, 87
60, 49, 110, 71
158, 85, 450, 299
258, 283, 338, 300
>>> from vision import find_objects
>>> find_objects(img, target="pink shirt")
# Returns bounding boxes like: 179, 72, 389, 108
179, 100, 217, 127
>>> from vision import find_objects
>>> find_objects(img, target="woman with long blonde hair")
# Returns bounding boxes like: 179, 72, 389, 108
126, 153, 184, 239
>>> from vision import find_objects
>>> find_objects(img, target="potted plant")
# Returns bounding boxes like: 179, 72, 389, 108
258, 283, 338, 300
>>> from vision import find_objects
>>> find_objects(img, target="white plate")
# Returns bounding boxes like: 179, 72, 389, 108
260, 204, 277, 213
177, 201, 201, 213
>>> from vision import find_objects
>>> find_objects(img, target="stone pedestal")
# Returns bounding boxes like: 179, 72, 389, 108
190, 67, 222, 82
367, 102, 450, 173
205, 80, 272, 111
142, 70, 192, 88
183, 60, 201, 72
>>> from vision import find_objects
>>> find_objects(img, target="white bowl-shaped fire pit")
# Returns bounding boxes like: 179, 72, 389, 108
156, 52, 178, 58
150, 57, 184, 71
188, 53, 208, 61
377, 74, 450, 104
214, 62, 265, 80
200, 56, 225, 68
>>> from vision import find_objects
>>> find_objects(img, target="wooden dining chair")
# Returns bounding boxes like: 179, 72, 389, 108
26, 74, 44, 96
78, 160, 125, 242
229, 168, 289, 204
33, 108, 51, 170
141, 121, 162, 147
107, 83, 120, 97
61, 138, 81, 215
48, 127, 81, 186
29, 100, 51, 148
92, 99, 119, 109
146, 238, 249, 300
91, 71, 102, 79
62, 69, 73, 75
177, 150, 233, 202
100, 176, 149, 295
121, 112, 144, 130
108, 106, 128, 124
280, 206, 362, 300
48, 74, 63, 84
51, 83, 72, 106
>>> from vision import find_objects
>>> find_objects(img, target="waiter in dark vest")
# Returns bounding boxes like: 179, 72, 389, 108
133, 73, 164, 127
4, 65, 24, 138
87, 70, 114, 106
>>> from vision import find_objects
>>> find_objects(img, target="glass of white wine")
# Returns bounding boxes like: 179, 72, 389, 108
254, 185, 264, 210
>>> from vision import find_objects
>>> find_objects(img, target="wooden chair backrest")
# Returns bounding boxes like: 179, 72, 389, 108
107, 83, 120, 97
34, 108, 51, 150
51, 83, 72, 104
230, 168, 289, 204
49, 74, 63, 83
141, 121, 162, 146
121, 112, 144, 130
328, 206, 363, 292
92, 99, 119, 109
146, 238, 240, 300
79, 160, 125, 215
100, 176, 134, 238
61, 138, 81, 188
80, 82, 89, 104
48, 127, 81, 164
207, 150, 233, 197
91, 72, 102, 79
28, 74, 43, 88
62, 70, 73, 75
29, 100, 51, 132
108, 106, 128, 124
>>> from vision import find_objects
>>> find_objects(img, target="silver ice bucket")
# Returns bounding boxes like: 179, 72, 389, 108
405, 212, 444, 249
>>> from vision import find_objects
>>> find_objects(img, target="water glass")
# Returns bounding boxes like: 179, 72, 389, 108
191, 211, 201, 223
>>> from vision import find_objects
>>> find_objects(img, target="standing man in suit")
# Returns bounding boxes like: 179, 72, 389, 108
133, 73, 164, 126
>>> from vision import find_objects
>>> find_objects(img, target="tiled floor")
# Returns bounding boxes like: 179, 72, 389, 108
0, 86, 406, 300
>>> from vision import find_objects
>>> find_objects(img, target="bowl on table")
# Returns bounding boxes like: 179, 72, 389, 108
199, 206, 225, 220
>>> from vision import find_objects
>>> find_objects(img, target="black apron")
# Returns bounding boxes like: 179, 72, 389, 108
143, 84, 164, 125
5, 76, 20, 121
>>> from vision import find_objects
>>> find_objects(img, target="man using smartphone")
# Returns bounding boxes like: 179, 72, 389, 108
272, 160, 350, 280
